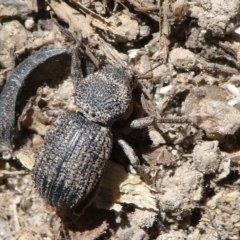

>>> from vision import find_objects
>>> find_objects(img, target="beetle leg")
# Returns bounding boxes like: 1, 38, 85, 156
118, 139, 150, 183
46, 109, 66, 117
130, 116, 192, 129
130, 116, 154, 129
71, 47, 84, 91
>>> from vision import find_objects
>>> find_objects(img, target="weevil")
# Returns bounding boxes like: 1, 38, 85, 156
0, 43, 146, 210
0, 38, 189, 210
33, 47, 137, 209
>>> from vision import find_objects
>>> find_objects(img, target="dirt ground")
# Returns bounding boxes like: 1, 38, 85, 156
0, 0, 240, 239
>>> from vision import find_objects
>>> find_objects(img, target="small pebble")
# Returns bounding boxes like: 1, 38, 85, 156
24, 18, 35, 30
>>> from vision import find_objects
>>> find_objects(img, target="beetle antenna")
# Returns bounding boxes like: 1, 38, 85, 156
135, 61, 163, 79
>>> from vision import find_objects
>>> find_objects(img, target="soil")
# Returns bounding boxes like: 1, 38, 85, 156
0, 0, 240, 239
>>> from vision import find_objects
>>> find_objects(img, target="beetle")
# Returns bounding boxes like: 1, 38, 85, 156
33, 46, 136, 209
0, 37, 186, 211
0, 43, 143, 210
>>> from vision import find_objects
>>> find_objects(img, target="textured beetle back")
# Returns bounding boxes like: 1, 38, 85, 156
74, 64, 133, 125
33, 111, 112, 208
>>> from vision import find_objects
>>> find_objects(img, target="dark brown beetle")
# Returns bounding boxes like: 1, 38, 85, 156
33, 48, 134, 208
0, 46, 137, 210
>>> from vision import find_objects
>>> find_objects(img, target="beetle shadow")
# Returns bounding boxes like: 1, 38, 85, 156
16, 53, 71, 111
56, 205, 115, 233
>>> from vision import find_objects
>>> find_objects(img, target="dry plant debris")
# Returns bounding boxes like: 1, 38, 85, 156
0, 0, 240, 239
